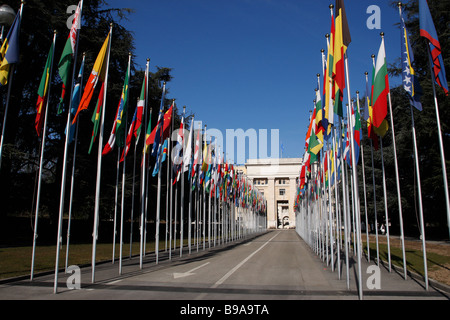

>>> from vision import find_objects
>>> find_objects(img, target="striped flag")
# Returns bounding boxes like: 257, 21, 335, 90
332, 0, 351, 118
72, 29, 111, 124
371, 36, 389, 129
35, 41, 55, 136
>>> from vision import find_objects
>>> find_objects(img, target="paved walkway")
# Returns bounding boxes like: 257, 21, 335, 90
0, 230, 448, 302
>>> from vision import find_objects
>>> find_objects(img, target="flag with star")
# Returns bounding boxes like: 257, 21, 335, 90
401, 11, 423, 110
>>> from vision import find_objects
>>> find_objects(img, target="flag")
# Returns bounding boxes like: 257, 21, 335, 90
88, 82, 105, 154
371, 36, 389, 129
353, 102, 361, 164
183, 117, 194, 173
102, 59, 131, 156
120, 106, 137, 162
35, 41, 55, 136
57, 0, 82, 113
134, 74, 147, 141
332, 0, 351, 118
146, 104, 173, 145
191, 129, 201, 183
0, 10, 21, 86
143, 108, 153, 154
114, 58, 131, 148
419, 0, 448, 95
172, 112, 185, 183
151, 107, 165, 158
72, 29, 111, 124
68, 56, 85, 144
308, 96, 324, 157
152, 139, 167, 177
366, 60, 380, 149
401, 12, 423, 110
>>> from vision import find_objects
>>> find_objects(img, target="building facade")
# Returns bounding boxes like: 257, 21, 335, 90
238, 158, 302, 229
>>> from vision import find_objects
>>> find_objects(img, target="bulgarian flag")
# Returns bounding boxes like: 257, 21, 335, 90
35, 40, 55, 136
371, 36, 390, 129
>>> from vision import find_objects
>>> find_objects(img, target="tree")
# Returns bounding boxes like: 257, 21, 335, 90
0, 0, 181, 244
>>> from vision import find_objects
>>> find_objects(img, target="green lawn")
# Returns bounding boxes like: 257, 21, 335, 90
364, 242, 450, 280
0, 240, 183, 280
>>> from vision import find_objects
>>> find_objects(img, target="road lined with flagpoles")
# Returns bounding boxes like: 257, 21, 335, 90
0, 230, 447, 301
293, 0, 449, 301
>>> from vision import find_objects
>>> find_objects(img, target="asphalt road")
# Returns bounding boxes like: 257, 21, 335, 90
0, 230, 448, 305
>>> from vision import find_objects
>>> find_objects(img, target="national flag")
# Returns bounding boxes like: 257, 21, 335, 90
332, 0, 351, 118
308, 94, 324, 157
371, 36, 389, 129
120, 106, 137, 162
353, 102, 361, 164
401, 11, 423, 110
419, 0, 448, 95
0, 10, 21, 86
72, 29, 111, 124
88, 82, 105, 154
172, 112, 185, 183
35, 40, 55, 136
68, 56, 85, 144
57, 0, 82, 114
315, 88, 325, 143
146, 105, 173, 146
366, 61, 380, 149
191, 129, 201, 183
183, 117, 194, 173
102, 58, 130, 156
152, 139, 167, 177
150, 107, 165, 158
143, 107, 153, 154
134, 73, 147, 141
325, 10, 335, 129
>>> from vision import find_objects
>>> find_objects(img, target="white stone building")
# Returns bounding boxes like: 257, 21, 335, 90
237, 158, 302, 229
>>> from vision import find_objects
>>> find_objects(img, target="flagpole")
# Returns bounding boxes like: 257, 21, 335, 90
129, 101, 138, 259
370, 54, 380, 267
54, 1, 84, 294
119, 117, 128, 274
112, 147, 120, 264
344, 54, 363, 299
339, 117, 350, 289
65, 53, 86, 271
180, 106, 186, 257
356, 90, 370, 263
91, 24, 113, 284
410, 103, 428, 288
425, 45, 450, 240
138, 59, 150, 266
31, 31, 56, 281
0, 1, 24, 170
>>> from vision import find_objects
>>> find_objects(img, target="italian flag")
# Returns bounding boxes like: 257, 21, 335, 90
371, 37, 390, 129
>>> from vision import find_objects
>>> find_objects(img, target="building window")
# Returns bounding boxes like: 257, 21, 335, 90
279, 189, 286, 196
255, 179, 267, 185
277, 178, 288, 185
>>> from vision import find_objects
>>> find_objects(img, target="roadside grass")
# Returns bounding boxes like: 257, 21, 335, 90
0, 238, 204, 280
364, 241, 450, 285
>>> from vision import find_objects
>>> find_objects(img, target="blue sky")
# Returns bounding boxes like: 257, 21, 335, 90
106, 0, 404, 164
